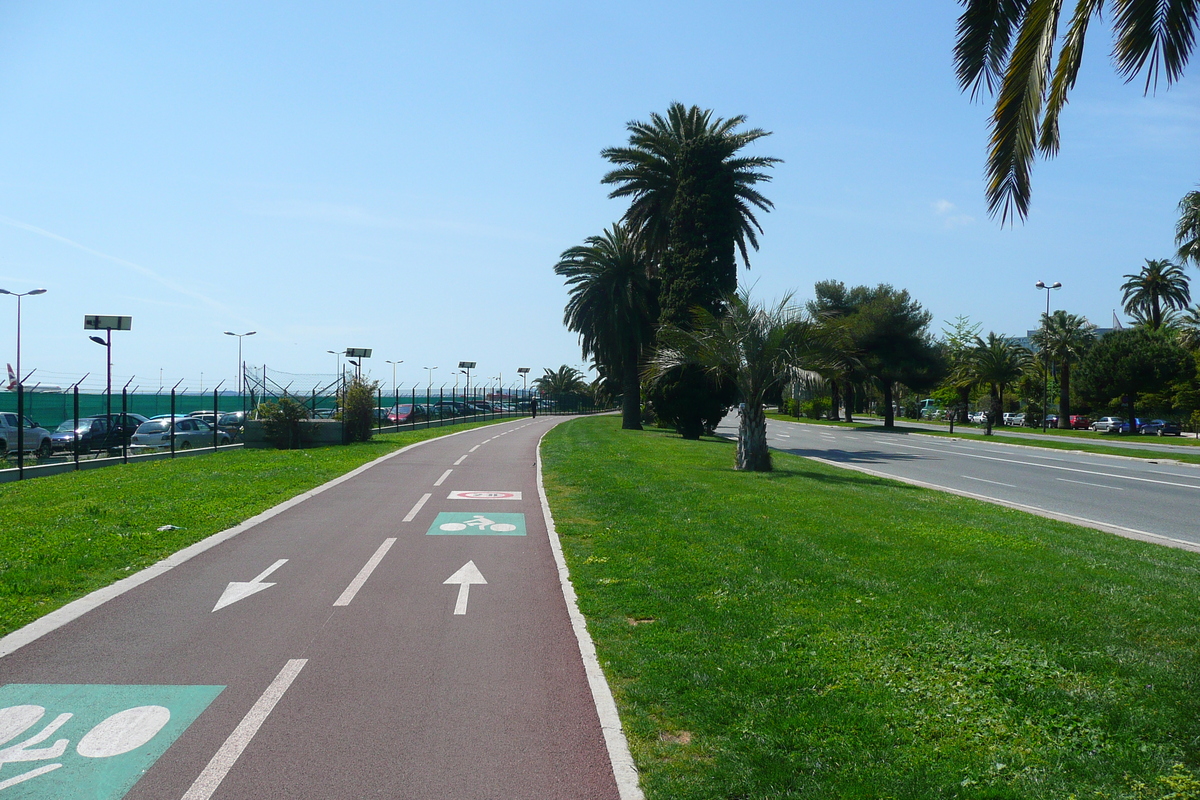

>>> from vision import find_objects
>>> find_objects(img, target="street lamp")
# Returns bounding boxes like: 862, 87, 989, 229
424, 366, 438, 391
0, 288, 47, 475
517, 367, 530, 400
1035, 281, 1062, 431
386, 360, 403, 413
224, 331, 256, 407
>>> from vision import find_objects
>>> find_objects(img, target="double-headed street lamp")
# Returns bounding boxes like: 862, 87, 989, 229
386, 359, 403, 411
0, 288, 47, 475
1035, 281, 1062, 432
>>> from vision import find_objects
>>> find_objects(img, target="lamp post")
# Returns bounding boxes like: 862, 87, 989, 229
0, 288, 47, 475
1035, 281, 1062, 432
424, 366, 438, 392
224, 331, 256, 411
327, 350, 341, 381
517, 367, 530, 401
386, 360, 403, 414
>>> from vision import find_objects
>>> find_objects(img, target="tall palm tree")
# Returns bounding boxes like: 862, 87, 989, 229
1120, 259, 1192, 330
1177, 188, 1200, 266
554, 223, 657, 430
968, 333, 1033, 433
955, 1, 1197, 224
533, 366, 588, 410
600, 102, 780, 273
1177, 305, 1200, 350
1031, 310, 1096, 428
647, 290, 832, 471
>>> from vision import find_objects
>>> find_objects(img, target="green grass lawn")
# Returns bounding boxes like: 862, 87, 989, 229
542, 416, 1200, 800
0, 420, 504, 636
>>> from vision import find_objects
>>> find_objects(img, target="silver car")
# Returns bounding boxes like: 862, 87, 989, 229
130, 416, 231, 450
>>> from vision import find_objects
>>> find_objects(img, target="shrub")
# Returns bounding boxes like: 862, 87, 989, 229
340, 376, 379, 443
254, 397, 311, 449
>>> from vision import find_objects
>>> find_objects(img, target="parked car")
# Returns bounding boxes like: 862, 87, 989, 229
312, 408, 338, 419
1007, 413, 1026, 427
0, 412, 52, 457
1090, 416, 1127, 433
49, 413, 148, 454
1042, 415, 1058, 427
969, 410, 989, 424
1068, 415, 1091, 429
187, 410, 219, 425
1139, 419, 1183, 436
130, 416, 231, 450
387, 404, 425, 423
216, 411, 246, 439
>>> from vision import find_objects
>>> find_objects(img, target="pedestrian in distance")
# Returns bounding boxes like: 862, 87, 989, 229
530, 397, 538, 418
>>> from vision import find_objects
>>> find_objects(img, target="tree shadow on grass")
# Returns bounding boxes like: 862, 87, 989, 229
760, 463, 926, 491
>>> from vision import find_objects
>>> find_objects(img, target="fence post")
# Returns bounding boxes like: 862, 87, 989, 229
73, 384, 81, 470
213, 387, 219, 450
170, 388, 177, 457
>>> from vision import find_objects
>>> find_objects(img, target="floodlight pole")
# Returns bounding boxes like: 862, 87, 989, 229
225, 331, 256, 411
1, 288, 47, 476
1035, 281, 1062, 432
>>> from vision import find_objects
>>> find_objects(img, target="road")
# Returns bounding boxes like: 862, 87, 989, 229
718, 417, 1200, 552
0, 416, 638, 800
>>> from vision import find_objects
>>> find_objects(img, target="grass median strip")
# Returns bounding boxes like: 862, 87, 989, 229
542, 415, 1200, 799
0, 419, 507, 637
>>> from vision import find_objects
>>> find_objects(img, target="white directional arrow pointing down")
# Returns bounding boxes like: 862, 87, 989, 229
213, 559, 288, 612
444, 561, 487, 615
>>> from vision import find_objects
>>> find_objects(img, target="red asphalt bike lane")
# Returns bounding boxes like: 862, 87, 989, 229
0, 416, 637, 799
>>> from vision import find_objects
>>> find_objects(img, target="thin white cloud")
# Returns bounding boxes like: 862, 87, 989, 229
932, 200, 974, 228
0, 214, 235, 315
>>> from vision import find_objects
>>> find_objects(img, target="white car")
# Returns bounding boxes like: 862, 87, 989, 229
130, 416, 231, 450
969, 410, 989, 424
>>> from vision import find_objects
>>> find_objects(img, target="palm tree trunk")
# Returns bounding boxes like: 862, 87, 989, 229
1057, 361, 1070, 429
737, 402, 771, 471
620, 368, 643, 430
843, 380, 855, 423
829, 381, 841, 421
882, 382, 895, 428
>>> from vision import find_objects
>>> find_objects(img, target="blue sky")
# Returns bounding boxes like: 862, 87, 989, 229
1, 1, 1196, 395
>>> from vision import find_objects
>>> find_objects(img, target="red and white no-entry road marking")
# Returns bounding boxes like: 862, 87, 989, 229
447, 490, 522, 500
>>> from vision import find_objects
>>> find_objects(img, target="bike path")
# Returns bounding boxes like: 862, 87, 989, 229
0, 416, 633, 799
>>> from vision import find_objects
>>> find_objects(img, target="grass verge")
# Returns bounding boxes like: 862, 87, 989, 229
542, 415, 1200, 799
0, 419, 506, 637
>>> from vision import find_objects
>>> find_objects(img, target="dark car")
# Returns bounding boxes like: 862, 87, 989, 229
216, 411, 247, 439
387, 404, 426, 423
1139, 419, 1183, 436
50, 413, 149, 454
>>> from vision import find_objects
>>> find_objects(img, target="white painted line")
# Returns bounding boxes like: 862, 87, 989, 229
213, 559, 289, 612
961, 475, 1016, 488
536, 426, 645, 800
334, 538, 396, 606
402, 492, 431, 522
776, 434, 791, 438
433, 469, 452, 486
469, 444, 481, 452
181, 659, 307, 800
1057, 477, 1125, 490
454, 454, 468, 465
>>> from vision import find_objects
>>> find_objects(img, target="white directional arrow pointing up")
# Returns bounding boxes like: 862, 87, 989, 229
444, 560, 487, 615
213, 559, 288, 612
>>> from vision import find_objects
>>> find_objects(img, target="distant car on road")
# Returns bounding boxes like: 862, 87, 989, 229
1139, 419, 1182, 436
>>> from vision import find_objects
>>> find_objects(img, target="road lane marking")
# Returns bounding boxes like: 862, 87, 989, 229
469, 444, 481, 452
333, 538, 397, 606
444, 561, 487, 614
454, 454, 468, 465
1057, 478, 1125, 490
433, 469, 452, 486
961, 475, 1016, 488
879, 440, 1200, 489
181, 660, 307, 800
213, 559, 288, 612
402, 493, 432, 522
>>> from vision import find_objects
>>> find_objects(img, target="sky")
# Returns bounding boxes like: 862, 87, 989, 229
0, 1, 1196, 396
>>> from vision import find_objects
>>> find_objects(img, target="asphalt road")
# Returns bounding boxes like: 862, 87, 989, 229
0, 417, 633, 800
717, 417, 1200, 552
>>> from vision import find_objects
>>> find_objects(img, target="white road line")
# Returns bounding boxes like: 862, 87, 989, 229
776, 434, 791, 438
844, 436, 861, 440
961, 475, 1016, 488
1146, 469, 1200, 480
454, 454, 468, 465
434, 469, 452, 486
469, 444, 481, 452
181, 659, 308, 800
1057, 477, 1125, 490
402, 493, 431, 522
333, 538, 397, 606
883, 440, 1200, 489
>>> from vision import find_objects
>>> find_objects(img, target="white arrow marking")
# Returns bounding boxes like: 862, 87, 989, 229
443, 561, 487, 615
212, 559, 287, 612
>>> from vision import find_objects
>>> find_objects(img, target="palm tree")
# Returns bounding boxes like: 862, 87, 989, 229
600, 102, 780, 273
968, 333, 1033, 433
554, 224, 657, 430
1031, 310, 1096, 428
1177, 306, 1200, 351
534, 366, 588, 411
1120, 259, 1191, 330
955, 1, 1197, 224
647, 290, 832, 471
1177, 188, 1200, 266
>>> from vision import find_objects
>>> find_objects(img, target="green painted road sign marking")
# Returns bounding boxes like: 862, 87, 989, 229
0, 683, 223, 798
427, 512, 526, 536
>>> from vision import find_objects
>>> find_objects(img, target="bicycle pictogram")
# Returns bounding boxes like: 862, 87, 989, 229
439, 515, 517, 533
